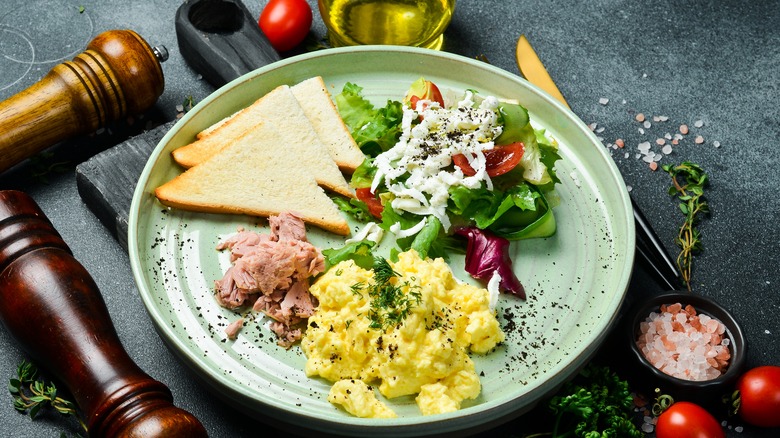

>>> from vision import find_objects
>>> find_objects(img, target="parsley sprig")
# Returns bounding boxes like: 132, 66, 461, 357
8, 360, 86, 433
352, 257, 422, 331
663, 161, 710, 291
526, 364, 643, 437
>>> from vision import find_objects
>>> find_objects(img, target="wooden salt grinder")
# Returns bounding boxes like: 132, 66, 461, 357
0, 190, 207, 437
0, 30, 167, 174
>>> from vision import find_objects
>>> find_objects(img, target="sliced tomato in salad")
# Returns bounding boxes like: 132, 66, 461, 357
453, 142, 525, 177
355, 187, 384, 219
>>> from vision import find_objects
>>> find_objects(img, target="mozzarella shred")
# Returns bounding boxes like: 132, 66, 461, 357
371, 91, 503, 231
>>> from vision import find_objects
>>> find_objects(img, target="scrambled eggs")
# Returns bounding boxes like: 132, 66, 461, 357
301, 250, 505, 418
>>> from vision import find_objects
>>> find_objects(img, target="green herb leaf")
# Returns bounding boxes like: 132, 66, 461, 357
8, 378, 21, 394
29, 402, 42, 419
9, 359, 86, 433
665, 161, 710, 291
547, 364, 642, 437
354, 257, 423, 331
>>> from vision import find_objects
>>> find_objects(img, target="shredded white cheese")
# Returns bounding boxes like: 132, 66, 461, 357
389, 216, 428, 238
345, 222, 384, 245
486, 270, 501, 311
371, 91, 503, 231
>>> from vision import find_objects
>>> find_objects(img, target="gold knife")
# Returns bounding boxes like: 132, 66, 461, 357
515, 35, 570, 109
515, 35, 682, 288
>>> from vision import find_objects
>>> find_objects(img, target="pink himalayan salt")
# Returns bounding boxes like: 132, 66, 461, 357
637, 303, 731, 381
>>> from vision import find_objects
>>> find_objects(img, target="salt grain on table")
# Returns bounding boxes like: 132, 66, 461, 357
599, 97, 609, 105
695, 135, 705, 144
680, 124, 689, 134
694, 120, 705, 128
662, 145, 673, 155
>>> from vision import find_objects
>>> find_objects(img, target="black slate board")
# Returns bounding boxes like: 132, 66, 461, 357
75, 121, 174, 252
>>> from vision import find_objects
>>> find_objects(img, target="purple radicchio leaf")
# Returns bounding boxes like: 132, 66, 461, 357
455, 226, 525, 299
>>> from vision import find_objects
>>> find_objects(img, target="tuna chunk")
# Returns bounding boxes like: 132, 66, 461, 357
270, 212, 308, 242
214, 266, 253, 309
280, 278, 317, 319
224, 318, 245, 340
216, 228, 274, 262
214, 213, 323, 347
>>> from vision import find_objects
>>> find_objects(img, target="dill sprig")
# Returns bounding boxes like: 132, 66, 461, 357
353, 257, 422, 331
8, 360, 86, 433
663, 161, 710, 291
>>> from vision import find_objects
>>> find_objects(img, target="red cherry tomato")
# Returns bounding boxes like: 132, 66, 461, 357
258, 0, 312, 52
452, 142, 525, 177
355, 188, 383, 219
655, 401, 724, 438
737, 365, 780, 427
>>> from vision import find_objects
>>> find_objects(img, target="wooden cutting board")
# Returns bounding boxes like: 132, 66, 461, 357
75, 121, 174, 252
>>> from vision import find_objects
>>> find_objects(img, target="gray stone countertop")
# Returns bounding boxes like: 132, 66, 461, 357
0, 0, 778, 436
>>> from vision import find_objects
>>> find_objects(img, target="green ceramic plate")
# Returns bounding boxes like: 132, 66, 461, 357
128, 46, 634, 436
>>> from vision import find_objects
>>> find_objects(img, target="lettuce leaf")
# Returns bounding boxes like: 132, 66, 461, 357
322, 240, 376, 271
448, 182, 555, 240
335, 83, 404, 157
350, 158, 378, 189
332, 196, 372, 223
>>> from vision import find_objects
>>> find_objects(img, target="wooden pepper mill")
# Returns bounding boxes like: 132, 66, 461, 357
0, 190, 207, 437
0, 30, 167, 174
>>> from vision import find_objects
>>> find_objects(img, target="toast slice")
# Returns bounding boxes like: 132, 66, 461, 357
172, 84, 353, 198
290, 77, 365, 172
176, 77, 364, 173
156, 120, 350, 236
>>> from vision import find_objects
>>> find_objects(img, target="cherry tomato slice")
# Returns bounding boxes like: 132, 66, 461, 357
655, 402, 724, 438
453, 142, 525, 177
355, 188, 383, 219
737, 365, 780, 428
406, 79, 444, 110
258, 0, 312, 52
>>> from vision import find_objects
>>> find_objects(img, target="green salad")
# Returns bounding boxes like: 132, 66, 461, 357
327, 78, 562, 298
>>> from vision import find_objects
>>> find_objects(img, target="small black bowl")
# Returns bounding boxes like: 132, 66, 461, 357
624, 292, 747, 412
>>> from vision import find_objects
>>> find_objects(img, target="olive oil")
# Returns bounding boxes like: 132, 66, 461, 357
318, 0, 456, 49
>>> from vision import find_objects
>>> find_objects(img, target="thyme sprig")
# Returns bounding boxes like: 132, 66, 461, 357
352, 257, 422, 331
663, 161, 710, 291
8, 360, 86, 433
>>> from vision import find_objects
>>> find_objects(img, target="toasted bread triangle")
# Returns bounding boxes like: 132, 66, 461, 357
155, 120, 350, 236
174, 77, 364, 173
172, 84, 354, 198
290, 77, 365, 172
